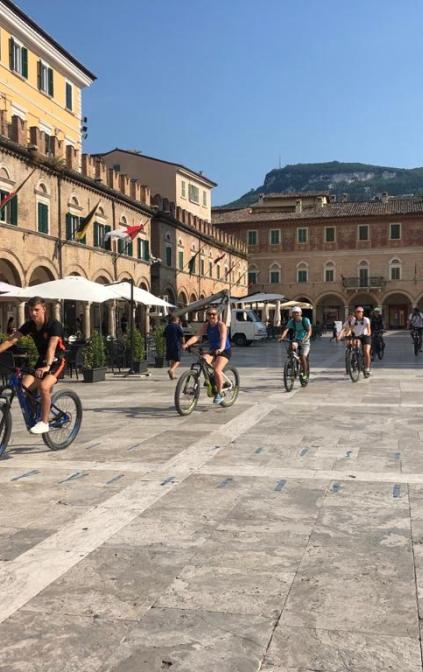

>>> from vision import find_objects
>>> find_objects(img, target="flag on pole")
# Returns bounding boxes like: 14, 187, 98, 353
0, 167, 36, 212
213, 252, 225, 264
104, 223, 144, 243
225, 261, 238, 279
75, 199, 101, 241
188, 245, 204, 275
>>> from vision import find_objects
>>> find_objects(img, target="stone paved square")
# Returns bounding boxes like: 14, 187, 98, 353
1, 334, 423, 670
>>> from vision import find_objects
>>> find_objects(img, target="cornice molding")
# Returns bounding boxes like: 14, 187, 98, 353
0, 3, 94, 87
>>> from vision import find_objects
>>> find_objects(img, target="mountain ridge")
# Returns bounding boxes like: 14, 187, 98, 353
223, 161, 423, 208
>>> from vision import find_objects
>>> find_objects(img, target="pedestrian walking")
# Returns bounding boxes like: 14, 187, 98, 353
164, 314, 184, 380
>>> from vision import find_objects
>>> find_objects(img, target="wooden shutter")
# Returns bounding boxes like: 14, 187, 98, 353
137, 238, 142, 259
127, 241, 133, 256
21, 48, 28, 78
66, 83, 72, 110
143, 240, 149, 261
65, 213, 72, 240
38, 202, 48, 233
9, 38, 14, 70
48, 68, 54, 96
93, 222, 99, 247
37, 60, 41, 89
104, 226, 111, 251
10, 196, 17, 225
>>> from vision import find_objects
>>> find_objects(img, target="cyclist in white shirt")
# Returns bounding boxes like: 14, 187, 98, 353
339, 306, 372, 375
407, 307, 423, 330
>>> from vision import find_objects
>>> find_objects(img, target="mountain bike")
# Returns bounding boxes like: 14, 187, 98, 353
345, 337, 369, 382
282, 341, 309, 392
0, 353, 82, 458
174, 346, 239, 416
410, 328, 422, 356
371, 330, 385, 360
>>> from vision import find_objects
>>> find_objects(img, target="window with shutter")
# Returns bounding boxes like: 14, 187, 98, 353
66, 212, 73, 240
165, 246, 172, 267
37, 202, 48, 233
137, 238, 142, 259
93, 222, 99, 247
21, 48, 28, 78
104, 226, 111, 251
48, 67, 54, 96
143, 240, 149, 261
9, 37, 14, 70
65, 82, 73, 110
178, 250, 184, 271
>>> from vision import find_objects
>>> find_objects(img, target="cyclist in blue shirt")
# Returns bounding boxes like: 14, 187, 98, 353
183, 307, 231, 405
279, 306, 312, 380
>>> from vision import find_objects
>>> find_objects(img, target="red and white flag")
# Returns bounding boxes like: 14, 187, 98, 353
105, 223, 144, 242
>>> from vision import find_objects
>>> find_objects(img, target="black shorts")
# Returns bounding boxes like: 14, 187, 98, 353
355, 335, 371, 346
35, 357, 66, 379
211, 349, 231, 361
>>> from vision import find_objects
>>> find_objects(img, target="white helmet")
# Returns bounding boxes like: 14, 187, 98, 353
292, 306, 302, 314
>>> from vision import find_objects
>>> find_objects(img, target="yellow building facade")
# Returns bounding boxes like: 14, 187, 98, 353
0, 0, 95, 160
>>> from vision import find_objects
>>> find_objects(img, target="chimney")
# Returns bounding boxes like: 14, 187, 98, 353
295, 199, 302, 213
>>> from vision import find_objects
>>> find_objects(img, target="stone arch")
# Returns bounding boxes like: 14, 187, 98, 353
0, 250, 24, 286
26, 258, 58, 285
35, 180, 50, 196
116, 270, 134, 282
68, 194, 81, 208
383, 291, 412, 329
138, 277, 150, 291
65, 264, 88, 278
348, 292, 379, 317
93, 268, 114, 284
293, 295, 313, 321
316, 292, 345, 324
0, 164, 12, 182
164, 286, 176, 306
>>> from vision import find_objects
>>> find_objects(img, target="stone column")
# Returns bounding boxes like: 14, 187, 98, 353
344, 305, 350, 320
83, 302, 91, 340
264, 303, 270, 323
108, 301, 116, 338
273, 300, 281, 326
18, 301, 26, 327
53, 301, 61, 321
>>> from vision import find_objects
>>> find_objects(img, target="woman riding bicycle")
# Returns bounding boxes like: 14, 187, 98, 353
183, 307, 231, 405
338, 306, 372, 375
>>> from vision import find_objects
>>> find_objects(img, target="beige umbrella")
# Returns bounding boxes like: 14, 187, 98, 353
280, 300, 313, 310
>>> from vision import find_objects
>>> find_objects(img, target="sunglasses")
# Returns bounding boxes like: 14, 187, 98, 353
207, 312, 217, 317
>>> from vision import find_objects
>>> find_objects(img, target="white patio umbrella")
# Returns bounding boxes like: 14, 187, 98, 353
0, 281, 21, 294
107, 282, 174, 308
0, 276, 115, 303
280, 300, 313, 310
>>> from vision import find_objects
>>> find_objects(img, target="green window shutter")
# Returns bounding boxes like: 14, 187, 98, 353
48, 67, 54, 96
166, 246, 172, 266
37, 60, 41, 89
137, 238, 142, 259
127, 241, 133, 256
66, 82, 72, 110
9, 38, 14, 70
118, 239, 124, 254
66, 212, 72, 240
143, 240, 149, 261
94, 222, 99, 247
105, 225, 111, 251
21, 48, 28, 78
38, 202, 48, 233
10, 196, 17, 225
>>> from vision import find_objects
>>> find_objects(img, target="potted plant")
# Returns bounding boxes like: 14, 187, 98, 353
125, 327, 148, 374
82, 330, 107, 383
153, 324, 166, 368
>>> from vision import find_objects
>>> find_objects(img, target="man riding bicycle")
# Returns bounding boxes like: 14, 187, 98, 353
183, 307, 231, 405
279, 306, 312, 381
0, 296, 66, 434
339, 306, 372, 375
407, 307, 423, 351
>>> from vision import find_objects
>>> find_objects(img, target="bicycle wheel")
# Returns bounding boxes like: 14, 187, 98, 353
0, 404, 12, 459
43, 389, 82, 451
283, 358, 295, 392
220, 365, 240, 408
347, 349, 360, 383
175, 370, 200, 416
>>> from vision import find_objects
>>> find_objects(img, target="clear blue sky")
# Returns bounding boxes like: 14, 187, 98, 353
17, 0, 423, 204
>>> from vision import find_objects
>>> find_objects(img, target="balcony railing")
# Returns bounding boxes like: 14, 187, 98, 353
342, 276, 386, 289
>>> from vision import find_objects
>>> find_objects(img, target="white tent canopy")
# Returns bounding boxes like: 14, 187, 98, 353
0, 276, 114, 303
0, 281, 21, 294
107, 282, 174, 308
280, 300, 313, 309
235, 292, 286, 304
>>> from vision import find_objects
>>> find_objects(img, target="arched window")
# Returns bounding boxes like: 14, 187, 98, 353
324, 261, 335, 283
358, 260, 369, 287
390, 258, 401, 281
297, 262, 308, 284
269, 263, 280, 284
36, 182, 50, 235
120, 215, 128, 226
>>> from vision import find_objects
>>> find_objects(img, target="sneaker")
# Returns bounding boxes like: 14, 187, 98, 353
365, 369, 371, 376
213, 393, 224, 405
30, 421, 49, 434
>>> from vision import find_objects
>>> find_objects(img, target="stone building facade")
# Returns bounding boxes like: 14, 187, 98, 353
213, 195, 423, 328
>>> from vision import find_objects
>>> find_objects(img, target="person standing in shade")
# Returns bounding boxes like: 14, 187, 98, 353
164, 314, 184, 380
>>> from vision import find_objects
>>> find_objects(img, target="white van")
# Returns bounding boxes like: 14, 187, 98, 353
184, 308, 267, 346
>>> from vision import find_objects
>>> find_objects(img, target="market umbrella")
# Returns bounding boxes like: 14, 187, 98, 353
0, 276, 115, 302
280, 300, 313, 310
107, 282, 174, 307
0, 281, 21, 294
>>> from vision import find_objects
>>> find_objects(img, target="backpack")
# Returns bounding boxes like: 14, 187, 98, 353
289, 317, 309, 338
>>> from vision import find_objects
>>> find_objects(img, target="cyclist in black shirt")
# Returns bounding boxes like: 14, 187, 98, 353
0, 296, 66, 434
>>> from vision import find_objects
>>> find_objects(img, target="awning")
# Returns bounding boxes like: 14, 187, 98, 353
0, 276, 114, 302
107, 282, 174, 308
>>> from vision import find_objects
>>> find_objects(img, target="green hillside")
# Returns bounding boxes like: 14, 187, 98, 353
224, 161, 423, 207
